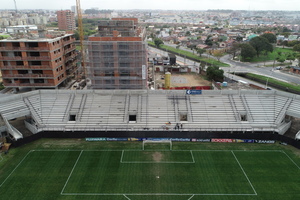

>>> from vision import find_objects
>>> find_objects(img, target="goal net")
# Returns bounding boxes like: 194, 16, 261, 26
142, 140, 172, 150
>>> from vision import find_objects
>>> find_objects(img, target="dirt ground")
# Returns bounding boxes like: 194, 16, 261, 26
152, 152, 163, 162
155, 72, 211, 88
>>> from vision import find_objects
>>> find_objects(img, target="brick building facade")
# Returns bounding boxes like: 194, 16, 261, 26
0, 34, 78, 90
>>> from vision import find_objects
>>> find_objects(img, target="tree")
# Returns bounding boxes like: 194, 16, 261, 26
154, 38, 164, 48
236, 36, 243, 42
293, 44, 300, 52
185, 31, 191, 36
212, 49, 224, 61
286, 53, 295, 64
261, 33, 277, 44
249, 36, 273, 57
276, 57, 286, 64
227, 42, 241, 59
206, 66, 224, 81
240, 43, 256, 61
196, 48, 206, 57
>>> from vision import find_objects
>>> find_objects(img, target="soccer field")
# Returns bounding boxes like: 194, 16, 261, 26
0, 140, 300, 200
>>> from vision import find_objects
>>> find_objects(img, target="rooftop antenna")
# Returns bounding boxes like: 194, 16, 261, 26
13, 0, 18, 13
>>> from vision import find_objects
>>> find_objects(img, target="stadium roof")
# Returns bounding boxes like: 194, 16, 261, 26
0, 90, 300, 140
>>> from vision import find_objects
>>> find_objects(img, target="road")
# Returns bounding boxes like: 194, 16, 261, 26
220, 54, 300, 85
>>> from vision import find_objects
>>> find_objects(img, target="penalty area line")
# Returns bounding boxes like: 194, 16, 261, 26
281, 151, 300, 170
0, 150, 33, 188
123, 194, 131, 200
61, 150, 83, 194
231, 151, 257, 195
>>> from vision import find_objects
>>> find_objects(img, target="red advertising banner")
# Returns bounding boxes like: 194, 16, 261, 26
211, 138, 234, 143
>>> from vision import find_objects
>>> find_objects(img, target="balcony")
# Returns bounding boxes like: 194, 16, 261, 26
64, 46, 76, 54
0, 46, 50, 51
2, 74, 54, 78
4, 82, 57, 87
0, 65, 53, 70
63, 39, 74, 46
1, 56, 51, 61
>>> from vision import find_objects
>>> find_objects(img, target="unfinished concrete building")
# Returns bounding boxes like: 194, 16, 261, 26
87, 18, 148, 89
0, 34, 78, 91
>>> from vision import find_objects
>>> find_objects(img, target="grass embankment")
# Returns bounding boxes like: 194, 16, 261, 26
148, 41, 229, 67
247, 73, 300, 92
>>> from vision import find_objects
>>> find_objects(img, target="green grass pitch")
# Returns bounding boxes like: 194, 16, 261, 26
0, 139, 299, 200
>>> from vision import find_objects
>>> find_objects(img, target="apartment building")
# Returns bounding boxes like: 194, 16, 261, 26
0, 34, 78, 90
57, 10, 76, 31
87, 18, 148, 89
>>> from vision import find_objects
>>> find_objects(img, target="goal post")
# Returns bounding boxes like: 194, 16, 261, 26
142, 140, 172, 150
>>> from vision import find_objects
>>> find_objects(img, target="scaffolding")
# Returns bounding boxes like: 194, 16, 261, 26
87, 41, 148, 89
86, 18, 148, 90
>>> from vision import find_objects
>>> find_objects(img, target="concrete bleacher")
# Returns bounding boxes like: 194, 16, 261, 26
1, 89, 300, 139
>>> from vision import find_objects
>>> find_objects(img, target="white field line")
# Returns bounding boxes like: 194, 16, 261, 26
120, 150, 125, 163
190, 150, 195, 163
231, 151, 257, 195
60, 150, 83, 194
0, 150, 33, 187
187, 194, 195, 200
62, 193, 257, 196
123, 194, 131, 200
281, 151, 300, 170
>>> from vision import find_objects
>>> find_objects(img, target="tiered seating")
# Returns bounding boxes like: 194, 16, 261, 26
287, 98, 300, 118
189, 95, 236, 123
40, 94, 71, 124
26, 94, 43, 124
0, 98, 30, 120
243, 94, 275, 123
146, 94, 176, 125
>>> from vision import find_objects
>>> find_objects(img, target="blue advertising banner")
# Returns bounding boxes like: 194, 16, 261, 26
235, 139, 254, 143
186, 90, 202, 95
254, 140, 275, 144
106, 138, 128, 141
129, 138, 143, 141
86, 138, 106, 141
192, 139, 211, 142
146, 138, 171, 141
171, 138, 191, 142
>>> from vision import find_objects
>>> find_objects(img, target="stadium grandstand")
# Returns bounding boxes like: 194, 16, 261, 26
0, 89, 300, 141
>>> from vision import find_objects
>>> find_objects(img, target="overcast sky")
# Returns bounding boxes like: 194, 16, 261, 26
3, 0, 300, 11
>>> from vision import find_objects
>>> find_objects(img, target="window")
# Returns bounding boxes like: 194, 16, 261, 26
16, 61, 24, 65
32, 70, 43, 74
34, 79, 44, 83
28, 52, 40, 57
12, 42, 20, 47
14, 52, 22, 57
18, 70, 28, 74
28, 42, 38, 47
30, 61, 41, 65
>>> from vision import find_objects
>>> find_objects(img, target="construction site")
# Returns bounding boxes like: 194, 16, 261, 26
86, 18, 148, 89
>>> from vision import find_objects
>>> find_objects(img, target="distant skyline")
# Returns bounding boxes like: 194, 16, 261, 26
3, 0, 300, 11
